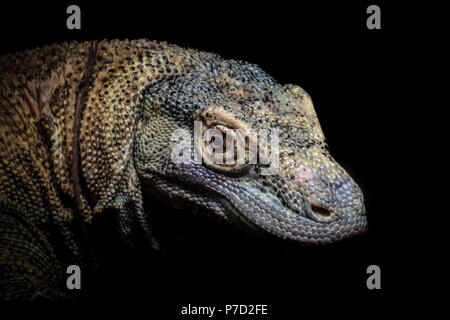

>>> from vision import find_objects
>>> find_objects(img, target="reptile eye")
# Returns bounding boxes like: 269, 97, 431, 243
194, 107, 259, 175
197, 124, 252, 175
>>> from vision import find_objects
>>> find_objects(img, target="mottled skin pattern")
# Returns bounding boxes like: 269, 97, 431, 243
0, 39, 367, 299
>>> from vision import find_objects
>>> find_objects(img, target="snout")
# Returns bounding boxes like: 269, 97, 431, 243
291, 166, 365, 224
334, 177, 365, 216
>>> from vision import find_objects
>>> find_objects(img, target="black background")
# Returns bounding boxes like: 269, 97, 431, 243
1, 0, 421, 317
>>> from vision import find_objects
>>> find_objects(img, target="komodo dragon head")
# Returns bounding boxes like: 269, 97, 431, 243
133, 56, 367, 244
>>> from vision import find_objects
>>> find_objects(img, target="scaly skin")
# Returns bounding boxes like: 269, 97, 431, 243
0, 39, 367, 299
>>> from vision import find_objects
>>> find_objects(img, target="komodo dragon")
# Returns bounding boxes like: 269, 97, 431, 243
0, 39, 367, 299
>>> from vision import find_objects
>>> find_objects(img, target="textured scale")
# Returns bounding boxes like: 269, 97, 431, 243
0, 39, 367, 299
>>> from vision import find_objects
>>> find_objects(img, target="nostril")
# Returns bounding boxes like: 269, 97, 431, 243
311, 204, 331, 218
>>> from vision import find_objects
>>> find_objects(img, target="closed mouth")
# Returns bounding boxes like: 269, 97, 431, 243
142, 171, 366, 244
